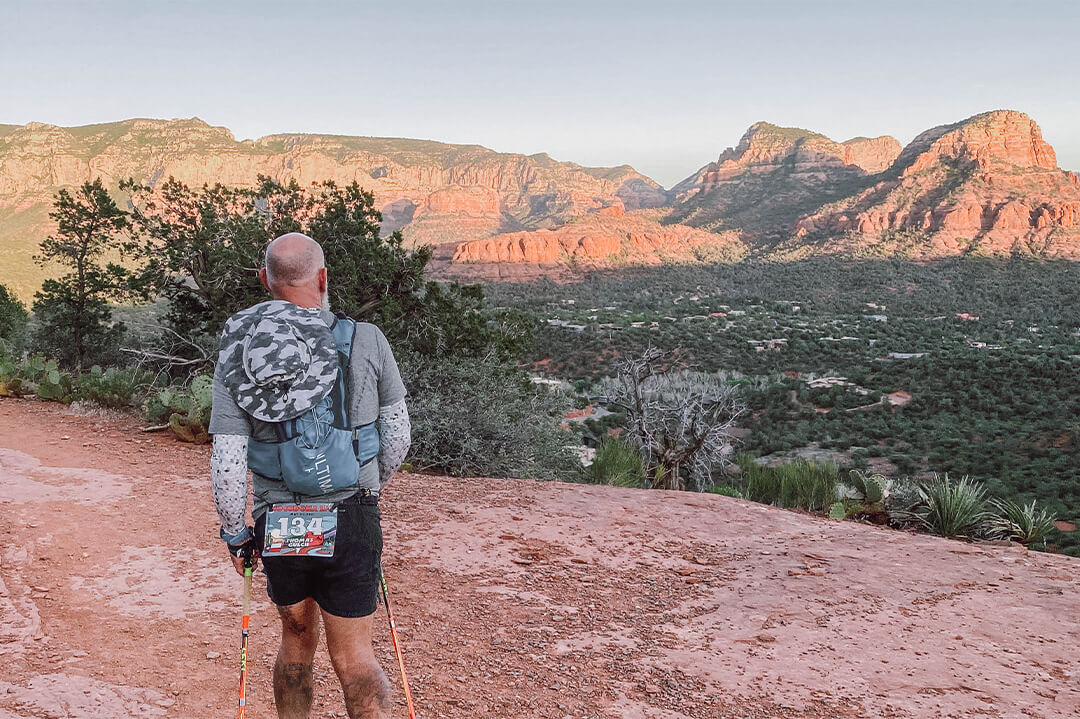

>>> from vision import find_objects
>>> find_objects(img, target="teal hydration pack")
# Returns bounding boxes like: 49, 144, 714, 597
247, 316, 380, 496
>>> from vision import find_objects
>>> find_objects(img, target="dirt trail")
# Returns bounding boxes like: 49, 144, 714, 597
1, 397, 1078, 719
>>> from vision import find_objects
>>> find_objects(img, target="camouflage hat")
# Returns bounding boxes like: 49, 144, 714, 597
218, 300, 338, 422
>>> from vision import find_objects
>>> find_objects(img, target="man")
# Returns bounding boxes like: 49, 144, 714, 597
208, 232, 411, 719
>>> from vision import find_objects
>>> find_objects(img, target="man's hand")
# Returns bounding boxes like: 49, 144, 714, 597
225, 532, 260, 576
230, 550, 259, 576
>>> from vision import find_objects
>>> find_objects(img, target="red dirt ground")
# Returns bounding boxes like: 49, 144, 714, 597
1, 397, 1078, 718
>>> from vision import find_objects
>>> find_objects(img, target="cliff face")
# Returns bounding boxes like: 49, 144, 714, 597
0, 118, 670, 296
4, 111, 1078, 296
449, 211, 744, 265
793, 111, 1080, 258
666, 122, 901, 238
0, 119, 666, 227
842, 135, 904, 174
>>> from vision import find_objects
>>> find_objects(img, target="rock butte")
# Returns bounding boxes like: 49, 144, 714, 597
794, 110, 1080, 258
673, 123, 902, 199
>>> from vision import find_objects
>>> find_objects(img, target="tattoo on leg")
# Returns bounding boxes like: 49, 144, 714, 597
273, 660, 314, 719
342, 665, 392, 719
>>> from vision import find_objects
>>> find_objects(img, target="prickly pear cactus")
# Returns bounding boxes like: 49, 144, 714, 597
169, 412, 210, 444
844, 469, 890, 523
0, 353, 72, 401
164, 374, 213, 444
35, 359, 71, 401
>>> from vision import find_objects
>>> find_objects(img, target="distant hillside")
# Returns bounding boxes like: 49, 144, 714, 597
666, 122, 902, 240
791, 110, 1080, 258
0, 117, 670, 298
667, 110, 1080, 260
4, 112, 1080, 296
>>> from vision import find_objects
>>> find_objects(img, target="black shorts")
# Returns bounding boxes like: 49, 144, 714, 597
254, 497, 382, 618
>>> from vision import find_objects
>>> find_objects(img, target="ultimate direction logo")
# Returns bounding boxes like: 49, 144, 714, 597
313, 453, 334, 492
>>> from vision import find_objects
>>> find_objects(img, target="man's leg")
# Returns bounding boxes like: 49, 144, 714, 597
274, 598, 321, 719
322, 610, 392, 719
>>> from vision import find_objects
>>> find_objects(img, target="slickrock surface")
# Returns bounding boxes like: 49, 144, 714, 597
1, 398, 1077, 718
794, 110, 1080, 257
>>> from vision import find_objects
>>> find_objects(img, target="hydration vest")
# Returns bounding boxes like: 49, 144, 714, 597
246, 316, 380, 496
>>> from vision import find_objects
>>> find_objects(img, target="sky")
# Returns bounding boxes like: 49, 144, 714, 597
2, 0, 1078, 188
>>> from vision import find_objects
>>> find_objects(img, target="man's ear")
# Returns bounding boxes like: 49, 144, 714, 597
258, 267, 271, 293
318, 267, 328, 293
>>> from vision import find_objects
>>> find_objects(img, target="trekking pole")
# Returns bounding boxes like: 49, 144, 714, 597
380, 568, 417, 719
237, 551, 254, 719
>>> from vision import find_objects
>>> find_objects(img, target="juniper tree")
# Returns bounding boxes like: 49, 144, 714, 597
122, 176, 529, 364
0, 282, 28, 352
32, 179, 139, 371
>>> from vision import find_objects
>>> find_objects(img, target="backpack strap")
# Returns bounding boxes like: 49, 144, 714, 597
331, 316, 379, 464
329, 315, 356, 427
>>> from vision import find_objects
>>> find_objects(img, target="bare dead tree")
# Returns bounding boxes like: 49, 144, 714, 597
598, 348, 744, 492
119, 320, 215, 379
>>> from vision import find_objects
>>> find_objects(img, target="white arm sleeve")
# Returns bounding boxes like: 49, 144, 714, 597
377, 398, 411, 489
210, 434, 249, 536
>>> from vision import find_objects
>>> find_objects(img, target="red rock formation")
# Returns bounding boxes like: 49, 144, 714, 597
795, 111, 1080, 259
449, 212, 744, 267
421, 186, 500, 216
667, 122, 901, 236
0, 118, 669, 293
842, 136, 904, 174
672, 123, 901, 202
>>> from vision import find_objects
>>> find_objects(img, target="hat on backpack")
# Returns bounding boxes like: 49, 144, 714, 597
218, 300, 338, 422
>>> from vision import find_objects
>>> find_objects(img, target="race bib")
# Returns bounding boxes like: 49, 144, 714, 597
263, 504, 338, 557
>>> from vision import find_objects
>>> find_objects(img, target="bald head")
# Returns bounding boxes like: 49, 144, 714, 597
264, 233, 325, 289
261, 233, 329, 309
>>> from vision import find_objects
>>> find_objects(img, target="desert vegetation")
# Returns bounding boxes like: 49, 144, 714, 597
0, 177, 573, 480
2, 179, 1076, 556
488, 258, 1078, 555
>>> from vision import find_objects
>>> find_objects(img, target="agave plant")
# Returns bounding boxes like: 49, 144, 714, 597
987, 498, 1057, 548
910, 473, 991, 539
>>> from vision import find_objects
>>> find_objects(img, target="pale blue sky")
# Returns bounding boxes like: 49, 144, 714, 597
3, 0, 1077, 187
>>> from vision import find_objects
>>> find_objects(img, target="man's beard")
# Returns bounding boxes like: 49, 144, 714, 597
320, 289, 331, 311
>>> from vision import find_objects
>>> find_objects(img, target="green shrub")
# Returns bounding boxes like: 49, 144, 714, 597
739, 454, 839, 513
588, 438, 644, 488
0, 283, 29, 353
777, 460, 839, 513
884, 478, 924, 522
740, 455, 780, 506
909, 474, 990, 539
708, 485, 742, 498
400, 352, 578, 480
987, 498, 1056, 548
74, 365, 156, 408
